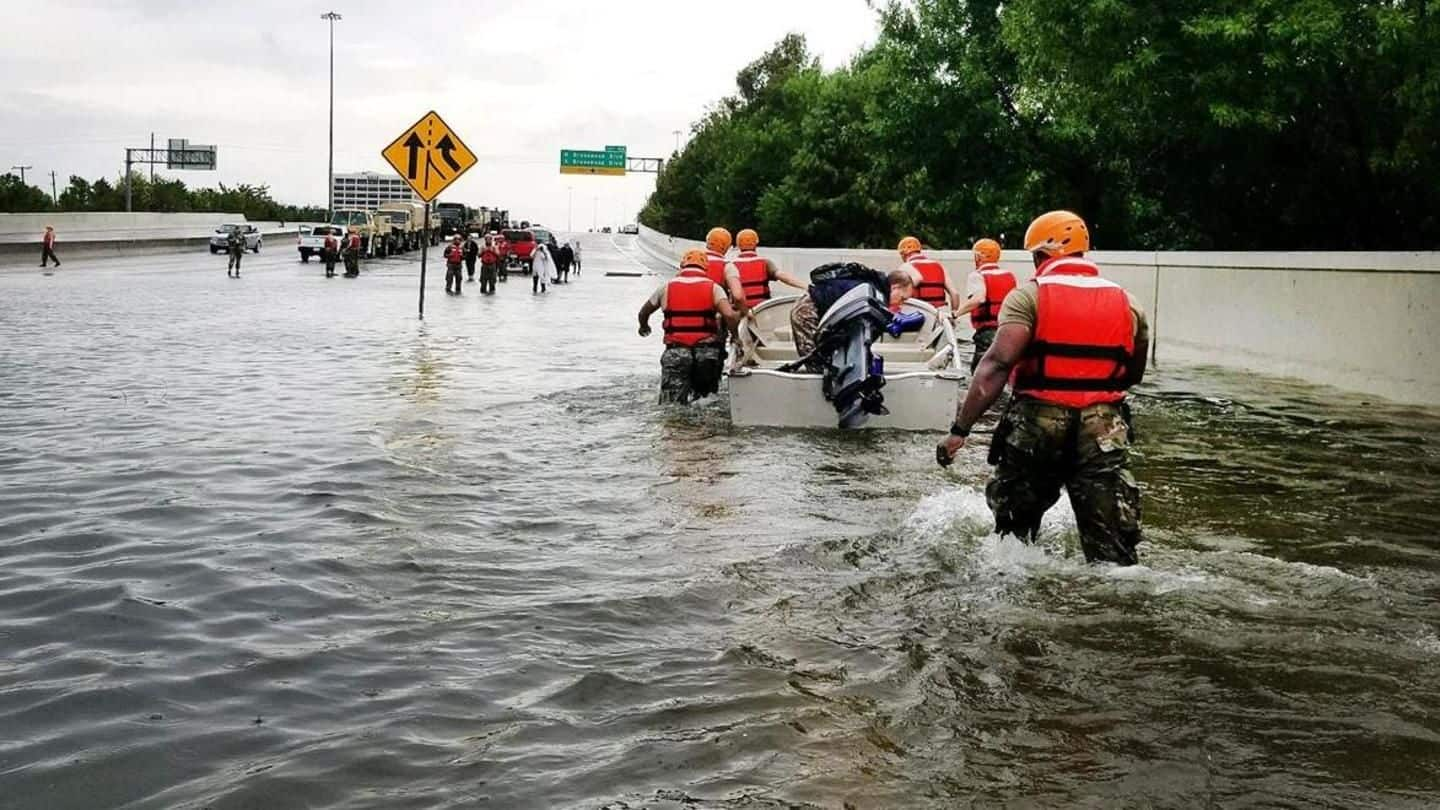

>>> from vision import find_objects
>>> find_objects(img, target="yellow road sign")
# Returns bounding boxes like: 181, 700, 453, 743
382, 111, 477, 201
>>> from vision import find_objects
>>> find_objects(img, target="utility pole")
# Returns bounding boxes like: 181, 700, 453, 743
49, 170, 58, 204
592, 195, 598, 230
10, 165, 32, 184
567, 186, 573, 232
672, 129, 681, 153
321, 11, 343, 220
149, 132, 155, 183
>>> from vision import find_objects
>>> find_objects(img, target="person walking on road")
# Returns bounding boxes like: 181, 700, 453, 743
463, 233, 480, 282
555, 242, 574, 284
570, 239, 582, 276
953, 238, 1018, 372
637, 249, 741, 403
343, 227, 362, 277
322, 230, 340, 278
936, 210, 1150, 566
226, 226, 245, 278
479, 239, 500, 295
444, 235, 465, 295
531, 242, 555, 294
40, 226, 60, 268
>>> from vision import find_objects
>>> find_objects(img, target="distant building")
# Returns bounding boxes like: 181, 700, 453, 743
332, 172, 416, 210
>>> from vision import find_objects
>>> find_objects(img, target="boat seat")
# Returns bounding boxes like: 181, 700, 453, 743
773, 326, 793, 341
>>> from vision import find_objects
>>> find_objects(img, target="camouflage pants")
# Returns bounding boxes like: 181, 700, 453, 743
970, 326, 997, 373
986, 398, 1143, 564
660, 344, 725, 404
789, 293, 821, 370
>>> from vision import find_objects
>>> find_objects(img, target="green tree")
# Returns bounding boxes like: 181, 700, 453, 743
0, 173, 54, 212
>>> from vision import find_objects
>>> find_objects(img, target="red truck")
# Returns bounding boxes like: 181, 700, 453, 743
502, 229, 536, 274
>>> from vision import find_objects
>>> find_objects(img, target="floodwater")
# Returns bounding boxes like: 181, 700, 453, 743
1, 236, 1437, 809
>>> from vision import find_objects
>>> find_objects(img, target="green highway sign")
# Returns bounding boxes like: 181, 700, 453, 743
560, 146, 626, 176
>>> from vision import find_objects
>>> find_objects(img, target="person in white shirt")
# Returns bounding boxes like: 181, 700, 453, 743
531, 243, 555, 294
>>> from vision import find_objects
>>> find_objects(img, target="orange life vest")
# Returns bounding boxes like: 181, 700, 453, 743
323, 235, 338, 253
662, 269, 721, 347
907, 254, 949, 308
347, 234, 361, 251
732, 250, 771, 305
970, 263, 1018, 330
1012, 256, 1135, 409
705, 251, 728, 288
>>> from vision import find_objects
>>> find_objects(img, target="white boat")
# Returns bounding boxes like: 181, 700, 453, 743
728, 293, 966, 429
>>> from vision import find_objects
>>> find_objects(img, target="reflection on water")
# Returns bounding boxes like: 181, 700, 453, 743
0, 242, 1437, 809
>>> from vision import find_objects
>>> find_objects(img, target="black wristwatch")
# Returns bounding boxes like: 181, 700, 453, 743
949, 422, 970, 437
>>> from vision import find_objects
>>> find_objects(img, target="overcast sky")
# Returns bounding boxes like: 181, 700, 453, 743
0, 0, 878, 228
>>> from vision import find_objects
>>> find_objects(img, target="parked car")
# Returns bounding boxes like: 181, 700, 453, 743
601, 226, 612, 234
210, 223, 262, 253
620, 223, 639, 234
530, 226, 560, 253
502, 228, 536, 273
297, 225, 342, 262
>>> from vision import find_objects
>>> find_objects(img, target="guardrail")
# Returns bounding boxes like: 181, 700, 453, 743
637, 224, 1440, 407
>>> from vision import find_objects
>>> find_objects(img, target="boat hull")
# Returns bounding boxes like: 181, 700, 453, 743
729, 367, 962, 430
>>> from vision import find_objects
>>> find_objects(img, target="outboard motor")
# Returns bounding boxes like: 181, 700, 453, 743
815, 282, 895, 427
776, 262, 896, 428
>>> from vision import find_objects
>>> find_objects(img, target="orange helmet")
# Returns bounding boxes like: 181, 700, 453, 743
680, 248, 709, 270
705, 227, 732, 254
897, 236, 922, 258
1023, 211, 1089, 257
972, 238, 1001, 265
736, 228, 759, 251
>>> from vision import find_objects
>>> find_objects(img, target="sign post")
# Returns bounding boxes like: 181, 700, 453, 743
418, 202, 431, 318
381, 110, 477, 319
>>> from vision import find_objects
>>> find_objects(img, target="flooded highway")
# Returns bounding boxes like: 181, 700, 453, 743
1, 235, 1437, 809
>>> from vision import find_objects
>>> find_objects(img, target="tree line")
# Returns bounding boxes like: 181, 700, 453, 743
0, 172, 326, 223
641, 0, 1440, 251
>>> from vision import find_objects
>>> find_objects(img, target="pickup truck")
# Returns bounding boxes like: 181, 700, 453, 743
502, 228, 535, 273
297, 225, 343, 262
329, 209, 384, 257
209, 223, 262, 253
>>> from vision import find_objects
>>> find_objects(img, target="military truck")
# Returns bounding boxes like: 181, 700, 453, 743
329, 209, 386, 257
377, 201, 427, 252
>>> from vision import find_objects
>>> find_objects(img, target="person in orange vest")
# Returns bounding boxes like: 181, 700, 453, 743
703, 227, 732, 288
723, 228, 807, 316
40, 225, 60, 268
637, 248, 741, 403
444, 235, 465, 295
342, 227, 362, 277
936, 211, 1151, 565
953, 238, 1018, 372
897, 236, 960, 314
322, 229, 340, 278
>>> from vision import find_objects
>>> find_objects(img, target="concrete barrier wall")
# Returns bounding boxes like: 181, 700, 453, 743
0, 212, 255, 243
638, 225, 1440, 406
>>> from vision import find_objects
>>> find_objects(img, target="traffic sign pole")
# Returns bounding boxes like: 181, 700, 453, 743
418, 202, 429, 319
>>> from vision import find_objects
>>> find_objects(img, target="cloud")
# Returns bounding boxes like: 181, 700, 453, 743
0, 0, 878, 227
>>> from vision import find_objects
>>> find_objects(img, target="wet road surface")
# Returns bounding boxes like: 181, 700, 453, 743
1, 236, 1438, 809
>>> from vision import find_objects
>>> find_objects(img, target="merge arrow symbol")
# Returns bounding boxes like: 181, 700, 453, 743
402, 132, 423, 179
435, 134, 462, 172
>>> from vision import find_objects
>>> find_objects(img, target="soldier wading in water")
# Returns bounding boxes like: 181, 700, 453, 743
936, 210, 1150, 565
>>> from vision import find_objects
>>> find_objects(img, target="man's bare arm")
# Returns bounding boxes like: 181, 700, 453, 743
954, 323, 1031, 430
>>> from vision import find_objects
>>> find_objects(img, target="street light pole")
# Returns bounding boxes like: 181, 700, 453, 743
321, 11, 342, 220
672, 129, 681, 153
